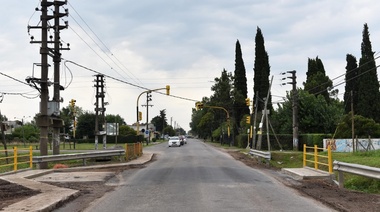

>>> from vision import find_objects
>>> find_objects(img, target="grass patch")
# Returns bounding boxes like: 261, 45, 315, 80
208, 141, 380, 194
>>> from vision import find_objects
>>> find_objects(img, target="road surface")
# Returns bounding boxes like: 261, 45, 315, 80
84, 139, 334, 212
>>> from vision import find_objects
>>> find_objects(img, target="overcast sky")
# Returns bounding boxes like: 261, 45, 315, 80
1, 0, 380, 132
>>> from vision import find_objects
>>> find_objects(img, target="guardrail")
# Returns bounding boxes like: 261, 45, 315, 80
33, 149, 125, 168
249, 149, 271, 160
303, 144, 332, 173
0, 146, 33, 172
333, 160, 380, 188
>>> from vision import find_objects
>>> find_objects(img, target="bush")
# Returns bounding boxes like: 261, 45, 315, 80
236, 134, 248, 148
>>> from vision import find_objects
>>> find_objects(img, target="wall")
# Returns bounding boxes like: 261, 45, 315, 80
323, 138, 380, 152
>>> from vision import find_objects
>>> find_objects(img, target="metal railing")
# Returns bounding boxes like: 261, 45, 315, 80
32, 142, 144, 169
0, 146, 33, 172
303, 144, 332, 173
333, 160, 380, 188
249, 149, 271, 160
33, 149, 126, 168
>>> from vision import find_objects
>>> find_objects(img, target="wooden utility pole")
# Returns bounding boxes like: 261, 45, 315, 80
257, 76, 273, 150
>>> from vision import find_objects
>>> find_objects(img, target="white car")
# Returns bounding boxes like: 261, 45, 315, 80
168, 136, 181, 147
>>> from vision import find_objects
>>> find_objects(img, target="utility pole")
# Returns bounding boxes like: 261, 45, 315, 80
52, 1, 69, 155
288, 70, 298, 151
28, 1, 51, 169
141, 92, 153, 145
28, 1, 69, 167
252, 91, 259, 149
94, 74, 106, 149
257, 76, 273, 150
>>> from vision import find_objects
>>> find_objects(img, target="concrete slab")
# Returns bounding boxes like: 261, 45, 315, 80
34, 171, 114, 182
2, 188, 79, 212
0, 152, 154, 212
282, 167, 333, 180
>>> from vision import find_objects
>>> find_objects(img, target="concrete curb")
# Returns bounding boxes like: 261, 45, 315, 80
281, 167, 333, 181
0, 152, 154, 212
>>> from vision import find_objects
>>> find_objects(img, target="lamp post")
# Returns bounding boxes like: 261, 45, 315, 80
136, 86, 170, 142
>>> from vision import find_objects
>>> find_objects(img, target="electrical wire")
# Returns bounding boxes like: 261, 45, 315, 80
66, 2, 144, 87
64, 60, 199, 102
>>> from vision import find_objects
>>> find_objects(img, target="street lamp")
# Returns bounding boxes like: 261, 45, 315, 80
136, 86, 170, 141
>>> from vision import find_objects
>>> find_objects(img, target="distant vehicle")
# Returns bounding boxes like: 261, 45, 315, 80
179, 135, 185, 145
168, 136, 181, 147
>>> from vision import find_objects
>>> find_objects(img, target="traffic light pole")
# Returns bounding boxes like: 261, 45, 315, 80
136, 86, 170, 141
195, 103, 230, 138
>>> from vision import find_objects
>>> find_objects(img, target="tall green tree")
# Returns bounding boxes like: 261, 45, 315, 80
335, 113, 380, 138
105, 114, 125, 125
76, 112, 96, 139
253, 27, 272, 112
210, 69, 233, 134
233, 40, 249, 133
190, 97, 211, 137
356, 23, 380, 122
303, 57, 333, 103
151, 109, 168, 133
343, 54, 358, 114
119, 125, 136, 136
272, 89, 343, 134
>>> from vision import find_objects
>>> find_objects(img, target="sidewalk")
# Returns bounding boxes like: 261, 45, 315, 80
0, 152, 154, 212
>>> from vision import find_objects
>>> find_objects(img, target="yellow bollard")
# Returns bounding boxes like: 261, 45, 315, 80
13, 147, 18, 171
314, 145, 318, 170
327, 145, 332, 173
29, 146, 33, 168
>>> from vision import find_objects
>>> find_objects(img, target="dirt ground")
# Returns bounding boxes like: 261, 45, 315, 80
0, 152, 379, 211
228, 151, 380, 212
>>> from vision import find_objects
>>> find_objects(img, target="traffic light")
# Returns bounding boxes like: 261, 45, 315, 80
138, 111, 142, 121
195, 102, 204, 110
166, 85, 170, 95
246, 116, 251, 124
70, 99, 76, 108
245, 98, 250, 106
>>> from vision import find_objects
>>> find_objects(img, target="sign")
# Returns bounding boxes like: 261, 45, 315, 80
106, 123, 119, 136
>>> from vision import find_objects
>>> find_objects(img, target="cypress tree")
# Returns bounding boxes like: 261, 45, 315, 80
253, 27, 271, 112
303, 56, 332, 103
233, 40, 249, 130
356, 23, 380, 122
343, 54, 358, 114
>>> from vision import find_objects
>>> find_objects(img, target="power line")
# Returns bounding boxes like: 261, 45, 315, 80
305, 54, 380, 96
66, 2, 144, 87
64, 60, 199, 102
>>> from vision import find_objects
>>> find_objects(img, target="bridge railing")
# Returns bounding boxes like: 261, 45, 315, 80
303, 144, 332, 173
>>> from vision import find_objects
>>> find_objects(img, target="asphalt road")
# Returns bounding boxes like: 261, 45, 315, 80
84, 139, 334, 212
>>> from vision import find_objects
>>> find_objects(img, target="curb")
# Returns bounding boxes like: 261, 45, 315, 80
0, 152, 154, 212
